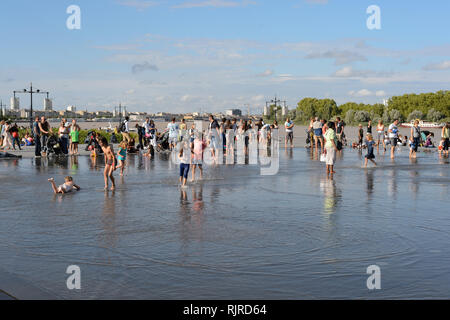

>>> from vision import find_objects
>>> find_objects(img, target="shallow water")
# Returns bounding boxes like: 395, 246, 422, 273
0, 147, 449, 299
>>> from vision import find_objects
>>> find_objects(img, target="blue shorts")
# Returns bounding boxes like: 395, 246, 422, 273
314, 128, 322, 137
180, 163, 190, 179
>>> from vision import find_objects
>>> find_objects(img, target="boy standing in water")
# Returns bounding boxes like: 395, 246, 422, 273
48, 176, 81, 194
364, 134, 377, 167
99, 137, 116, 190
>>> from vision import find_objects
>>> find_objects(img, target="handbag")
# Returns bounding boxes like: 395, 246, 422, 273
320, 152, 327, 162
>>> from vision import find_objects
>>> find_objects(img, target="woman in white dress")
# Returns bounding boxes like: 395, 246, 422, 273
0, 122, 13, 150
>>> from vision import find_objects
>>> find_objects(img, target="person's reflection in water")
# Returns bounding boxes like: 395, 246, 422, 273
100, 191, 117, 251
366, 170, 374, 201
409, 168, 419, 200
70, 155, 79, 173
55, 156, 69, 169
89, 154, 100, 171
178, 185, 205, 257
321, 175, 340, 216
285, 147, 293, 159
320, 175, 341, 234
387, 168, 398, 200
192, 185, 204, 215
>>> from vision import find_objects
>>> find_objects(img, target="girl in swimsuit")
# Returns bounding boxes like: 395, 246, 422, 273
48, 176, 80, 194
99, 137, 116, 190
116, 141, 128, 176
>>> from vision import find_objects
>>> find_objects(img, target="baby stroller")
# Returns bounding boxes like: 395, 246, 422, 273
156, 131, 170, 152
84, 131, 103, 154
47, 135, 63, 156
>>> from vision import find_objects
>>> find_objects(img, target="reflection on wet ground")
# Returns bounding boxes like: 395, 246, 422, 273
0, 148, 449, 299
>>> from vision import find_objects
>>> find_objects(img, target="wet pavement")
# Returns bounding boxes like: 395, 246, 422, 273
0, 147, 449, 299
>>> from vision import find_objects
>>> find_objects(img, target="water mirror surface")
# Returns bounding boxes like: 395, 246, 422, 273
0, 148, 449, 299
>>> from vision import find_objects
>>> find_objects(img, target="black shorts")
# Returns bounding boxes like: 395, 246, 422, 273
286, 132, 293, 141
444, 138, 449, 151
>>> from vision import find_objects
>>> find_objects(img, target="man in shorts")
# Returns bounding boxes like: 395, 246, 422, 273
284, 117, 294, 148
388, 119, 400, 159
167, 118, 179, 151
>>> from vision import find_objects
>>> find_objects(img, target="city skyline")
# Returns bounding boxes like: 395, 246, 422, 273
0, 0, 449, 113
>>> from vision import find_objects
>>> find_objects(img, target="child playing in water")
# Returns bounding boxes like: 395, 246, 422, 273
116, 141, 127, 176
99, 137, 116, 190
178, 142, 191, 188
364, 133, 377, 167
48, 176, 80, 194
191, 132, 205, 182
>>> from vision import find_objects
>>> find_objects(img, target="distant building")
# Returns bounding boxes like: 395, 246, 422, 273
10, 97, 19, 111
44, 98, 53, 111
226, 109, 242, 117
263, 106, 270, 116
67, 105, 76, 112
281, 106, 289, 116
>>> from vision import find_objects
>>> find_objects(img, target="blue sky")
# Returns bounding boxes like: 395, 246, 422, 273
0, 0, 449, 113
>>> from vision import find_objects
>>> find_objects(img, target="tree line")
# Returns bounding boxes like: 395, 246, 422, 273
266, 91, 450, 125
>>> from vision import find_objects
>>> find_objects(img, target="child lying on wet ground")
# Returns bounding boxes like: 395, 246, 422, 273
48, 176, 81, 194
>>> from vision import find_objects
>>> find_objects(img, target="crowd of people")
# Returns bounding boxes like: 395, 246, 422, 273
304, 117, 450, 176
2, 114, 449, 193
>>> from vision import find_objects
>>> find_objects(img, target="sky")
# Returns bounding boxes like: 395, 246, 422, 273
0, 0, 449, 113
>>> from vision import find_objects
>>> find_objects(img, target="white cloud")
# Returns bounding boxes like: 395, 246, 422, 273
348, 89, 386, 98
349, 89, 372, 97
256, 69, 273, 77
305, 50, 367, 65
423, 60, 450, 71
332, 66, 393, 79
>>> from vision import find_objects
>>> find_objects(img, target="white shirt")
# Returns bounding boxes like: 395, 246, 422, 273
388, 123, 398, 138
